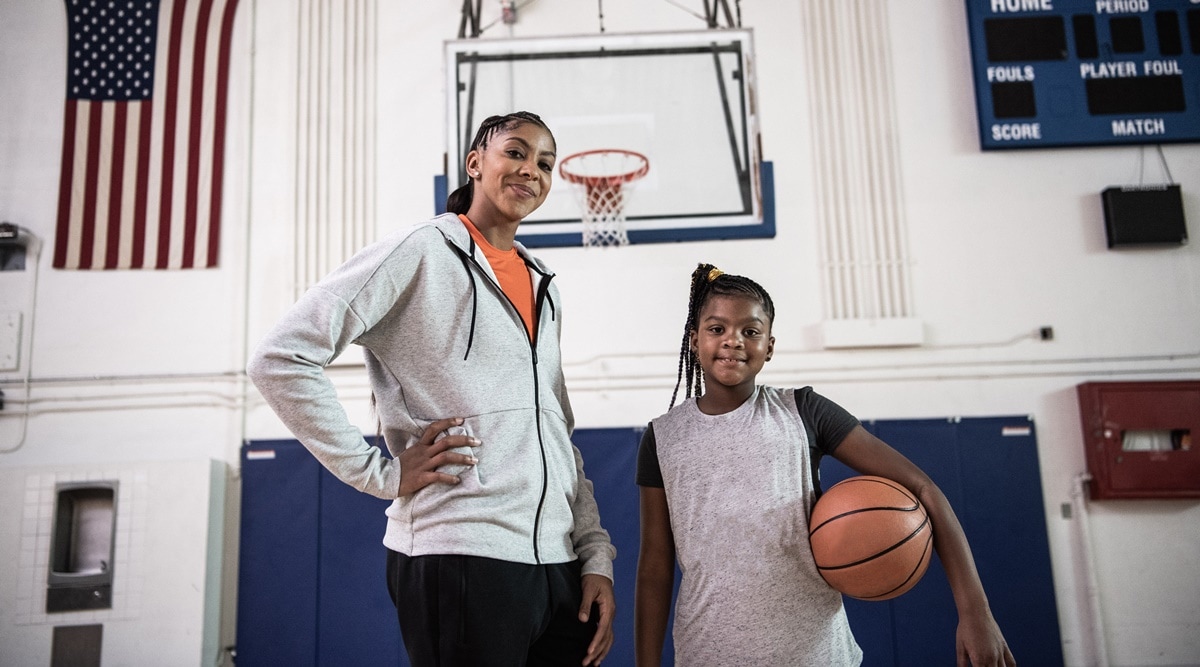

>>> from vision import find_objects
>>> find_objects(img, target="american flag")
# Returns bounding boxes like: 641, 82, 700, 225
54, 0, 240, 270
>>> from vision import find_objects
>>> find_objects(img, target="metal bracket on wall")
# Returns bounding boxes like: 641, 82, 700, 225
458, 0, 482, 38
704, 0, 740, 28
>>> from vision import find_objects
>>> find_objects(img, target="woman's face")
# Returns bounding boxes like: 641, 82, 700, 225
464, 122, 556, 225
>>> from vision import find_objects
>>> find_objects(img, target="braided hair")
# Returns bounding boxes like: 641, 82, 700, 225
668, 263, 776, 409
445, 111, 555, 215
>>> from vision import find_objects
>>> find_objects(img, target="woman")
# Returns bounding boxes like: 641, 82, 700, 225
248, 112, 616, 666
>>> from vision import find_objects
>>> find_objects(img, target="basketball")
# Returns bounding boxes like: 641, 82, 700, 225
808, 475, 934, 601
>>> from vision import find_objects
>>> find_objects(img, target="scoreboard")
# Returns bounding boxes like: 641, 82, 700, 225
965, 0, 1200, 150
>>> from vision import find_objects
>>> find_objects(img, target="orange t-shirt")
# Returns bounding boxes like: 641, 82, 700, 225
459, 215, 535, 341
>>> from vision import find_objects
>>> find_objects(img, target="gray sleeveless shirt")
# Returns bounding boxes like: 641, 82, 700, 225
638, 386, 864, 666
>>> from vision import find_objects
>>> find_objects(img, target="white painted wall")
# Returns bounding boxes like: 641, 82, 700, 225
2, 0, 1198, 665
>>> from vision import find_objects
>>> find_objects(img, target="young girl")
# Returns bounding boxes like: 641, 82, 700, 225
634, 263, 1015, 666
248, 112, 616, 666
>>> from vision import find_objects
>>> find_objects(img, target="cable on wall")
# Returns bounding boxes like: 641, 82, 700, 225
1134, 144, 1175, 186
0, 226, 43, 455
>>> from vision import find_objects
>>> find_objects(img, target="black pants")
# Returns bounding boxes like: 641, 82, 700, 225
386, 550, 598, 667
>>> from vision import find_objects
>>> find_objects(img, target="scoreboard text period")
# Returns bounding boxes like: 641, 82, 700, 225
965, 0, 1200, 150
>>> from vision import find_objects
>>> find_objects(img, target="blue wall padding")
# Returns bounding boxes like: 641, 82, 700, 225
238, 416, 1061, 666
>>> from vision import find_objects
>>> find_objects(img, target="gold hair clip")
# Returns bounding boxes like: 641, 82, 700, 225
707, 267, 724, 282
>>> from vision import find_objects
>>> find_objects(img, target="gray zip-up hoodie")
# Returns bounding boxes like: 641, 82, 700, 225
247, 212, 615, 580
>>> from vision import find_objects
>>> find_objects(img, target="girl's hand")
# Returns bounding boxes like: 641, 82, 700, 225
956, 609, 1016, 667
397, 417, 480, 497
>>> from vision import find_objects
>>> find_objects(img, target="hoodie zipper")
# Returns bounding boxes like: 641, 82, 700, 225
451, 239, 555, 564
528, 269, 554, 563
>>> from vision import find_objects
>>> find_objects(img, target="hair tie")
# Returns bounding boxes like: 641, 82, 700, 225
707, 267, 724, 282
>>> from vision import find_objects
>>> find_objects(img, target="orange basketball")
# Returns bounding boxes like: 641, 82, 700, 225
808, 475, 934, 601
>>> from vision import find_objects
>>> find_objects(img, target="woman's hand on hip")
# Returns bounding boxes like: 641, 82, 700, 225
397, 417, 480, 497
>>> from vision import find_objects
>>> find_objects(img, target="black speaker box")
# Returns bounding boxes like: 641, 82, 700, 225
1101, 185, 1188, 248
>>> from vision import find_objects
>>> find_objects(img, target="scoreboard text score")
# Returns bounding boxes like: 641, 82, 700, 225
965, 0, 1200, 149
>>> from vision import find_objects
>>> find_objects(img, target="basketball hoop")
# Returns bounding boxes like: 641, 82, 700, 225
558, 149, 650, 247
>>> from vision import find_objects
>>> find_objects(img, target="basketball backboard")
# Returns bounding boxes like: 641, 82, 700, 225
442, 29, 773, 247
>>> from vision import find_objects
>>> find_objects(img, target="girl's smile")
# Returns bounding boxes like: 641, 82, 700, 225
690, 294, 774, 413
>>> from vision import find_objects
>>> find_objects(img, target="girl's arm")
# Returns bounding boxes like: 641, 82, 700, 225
831, 426, 1016, 667
635, 486, 676, 667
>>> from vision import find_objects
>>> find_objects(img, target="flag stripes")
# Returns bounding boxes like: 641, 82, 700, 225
53, 0, 240, 270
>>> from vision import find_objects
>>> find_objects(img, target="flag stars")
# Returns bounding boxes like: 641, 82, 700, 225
67, 0, 158, 101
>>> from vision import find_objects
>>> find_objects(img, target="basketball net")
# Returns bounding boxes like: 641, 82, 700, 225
559, 150, 649, 248
576, 180, 632, 247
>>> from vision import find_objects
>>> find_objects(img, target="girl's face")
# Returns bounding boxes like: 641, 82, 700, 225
690, 294, 775, 404
464, 122, 556, 226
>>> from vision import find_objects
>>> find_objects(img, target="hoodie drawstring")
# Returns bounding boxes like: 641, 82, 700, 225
457, 251, 479, 361
446, 230, 555, 361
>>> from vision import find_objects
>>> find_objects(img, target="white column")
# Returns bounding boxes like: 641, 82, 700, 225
801, 0, 922, 348
293, 0, 377, 296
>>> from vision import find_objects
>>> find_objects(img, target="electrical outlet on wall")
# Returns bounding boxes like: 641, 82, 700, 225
0, 311, 22, 372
